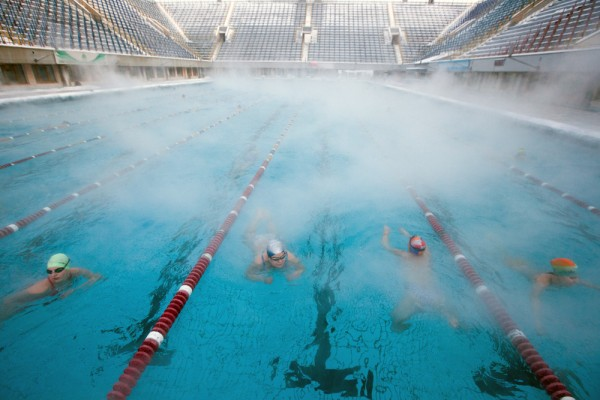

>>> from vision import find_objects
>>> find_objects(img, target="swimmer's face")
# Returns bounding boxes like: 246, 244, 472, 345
47, 266, 69, 282
269, 251, 287, 268
409, 247, 426, 256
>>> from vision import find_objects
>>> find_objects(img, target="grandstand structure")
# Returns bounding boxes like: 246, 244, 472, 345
1, 0, 599, 105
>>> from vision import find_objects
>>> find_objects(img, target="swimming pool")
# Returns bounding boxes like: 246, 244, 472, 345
1, 78, 599, 400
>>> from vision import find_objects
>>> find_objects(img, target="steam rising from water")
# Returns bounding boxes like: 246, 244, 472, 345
1, 75, 599, 399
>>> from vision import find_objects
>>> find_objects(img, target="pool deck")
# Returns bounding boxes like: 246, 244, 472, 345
385, 81, 600, 143
0, 79, 211, 106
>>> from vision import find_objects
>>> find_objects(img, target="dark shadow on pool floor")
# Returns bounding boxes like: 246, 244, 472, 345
283, 211, 374, 398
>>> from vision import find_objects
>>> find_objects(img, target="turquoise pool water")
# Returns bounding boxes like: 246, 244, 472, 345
1, 79, 599, 400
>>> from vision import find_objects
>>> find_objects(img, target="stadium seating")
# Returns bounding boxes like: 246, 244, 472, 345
468, 0, 600, 57
307, 2, 396, 64
1, 0, 598, 65
217, 1, 304, 62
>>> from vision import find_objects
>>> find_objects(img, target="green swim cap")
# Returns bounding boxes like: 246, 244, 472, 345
47, 253, 71, 269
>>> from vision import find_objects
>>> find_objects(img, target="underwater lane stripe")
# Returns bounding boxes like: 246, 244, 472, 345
0, 107, 250, 240
406, 185, 575, 400
509, 165, 599, 217
107, 114, 296, 400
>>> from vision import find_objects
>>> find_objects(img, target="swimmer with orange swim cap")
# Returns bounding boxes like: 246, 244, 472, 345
528, 258, 599, 334
0, 253, 101, 322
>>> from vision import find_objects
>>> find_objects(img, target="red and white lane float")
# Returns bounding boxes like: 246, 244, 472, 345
509, 166, 599, 217
0, 108, 246, 240
106, 119, 294, 400
406, 186, 575, 400
0, 136, 104, 170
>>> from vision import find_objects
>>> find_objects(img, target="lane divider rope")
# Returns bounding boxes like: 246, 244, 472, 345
0, 107, 247, 240
509, 165, 599, 217
1, 102, 211, 168
0, 136, 104, 170
406, 185, 575, 400
106, 116, 295, 400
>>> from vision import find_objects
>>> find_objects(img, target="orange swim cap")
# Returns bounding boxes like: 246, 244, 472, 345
550, 258, 577, 276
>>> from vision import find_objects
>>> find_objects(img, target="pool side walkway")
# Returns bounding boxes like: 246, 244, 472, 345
385, 81, 600, 143
0, 79, 211, 106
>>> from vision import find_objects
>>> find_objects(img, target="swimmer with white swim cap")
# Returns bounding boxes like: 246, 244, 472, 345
244, 210, 305, 284
0, 253, 101, 322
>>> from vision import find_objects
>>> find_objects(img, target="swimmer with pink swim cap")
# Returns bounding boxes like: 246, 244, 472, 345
408, 235, 427, 255
381, 224, 458, 332
382, 225, 428, 259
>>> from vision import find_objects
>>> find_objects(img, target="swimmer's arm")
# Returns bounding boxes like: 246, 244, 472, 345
243, 209, 274, 245
382, 226, 408, 257
71, 267, 101, 281
504, 258, 537, 280
398, 227, 411, 238
531, 275, 549, 334
245, 258, 271, 284
579, 280, 600, 291
61, 268, 102, 299
286, 252, 305, 281
0, 281, 50, 321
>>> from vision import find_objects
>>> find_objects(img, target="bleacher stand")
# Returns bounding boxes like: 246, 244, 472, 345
1, 0, 139, 54
308, 2, 396, 64
468, 0, 600, 57
393, 2, 470, 64
160, 1, 229, 61
423, 0, 532, 60
217, 1, 305, 62
86, 0, 196, 58
1, 0, 599, 66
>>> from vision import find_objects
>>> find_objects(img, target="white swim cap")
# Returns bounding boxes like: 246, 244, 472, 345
266, 239, 284, 257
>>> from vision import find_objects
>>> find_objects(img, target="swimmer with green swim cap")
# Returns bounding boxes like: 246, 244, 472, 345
47, 253, 71, 270
0, 253, 101, 322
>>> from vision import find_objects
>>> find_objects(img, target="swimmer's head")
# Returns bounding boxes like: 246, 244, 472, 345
550, 258, 577, 276
409, 236, 426, 255
47, 253, 71, 270
266, 240, 285, 257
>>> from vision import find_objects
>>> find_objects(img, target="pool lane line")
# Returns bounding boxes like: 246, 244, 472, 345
406, 186, 576, 400
509, 165, 600, 217
0, 96, 190, 143
0, 106, 249, 240
2, 105, 216, 175
0, 120, 77, 142
0, 104, 202, 169
0, 136, 104, 170
0, 102, 195, 143
107, 117, 295, 400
